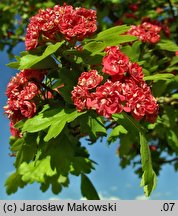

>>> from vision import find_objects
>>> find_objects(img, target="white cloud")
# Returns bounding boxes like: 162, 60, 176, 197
49, 197, 61, 200
134, 195, 149, 200
80, 193, 121, 200
49, 193, 121, 201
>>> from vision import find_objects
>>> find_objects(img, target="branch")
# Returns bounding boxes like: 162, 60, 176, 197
160, 157, 178, 164
105, 122, 117, 130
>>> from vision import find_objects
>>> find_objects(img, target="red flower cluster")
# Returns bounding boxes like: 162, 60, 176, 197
4, 69, 45, 136
71, 70, 103, 111
102, 46, 129, 77
25, 3, 97, 50
141, 17, 170, 38
72, 46, 158, 122
127, 21, 161, 44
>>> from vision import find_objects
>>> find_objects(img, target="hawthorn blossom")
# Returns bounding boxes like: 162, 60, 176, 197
128, 62, 144, 83
4, 70, 43, 136
127, 22, 161, 44
20, 101, 37, 118
78, 70, 103, 89
71, 85, 91, 111
122, 77, 158, 121
21, 69, 46, 82
72, 47, 159, 123
58, 6, 97, 41
25, 3, 97, 50
102, 46, 129, 77
10, 122, 22, 138
19, 82, 39, 100
92, 81, 125, 118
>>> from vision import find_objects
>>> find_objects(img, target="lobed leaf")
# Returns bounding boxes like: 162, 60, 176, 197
108, 125, 128, 144
5, 172, 27, 195
157, 39, 178, 52
44, 109, 86, 142
18, 41, 64, 69
81, 174, 100, 200
18, 156, 56, 183
170, 56, 178, 66
139, 132, 157, 196
95, 25, 130, 40
22, 106, 85, 142
144, 73, 175, 82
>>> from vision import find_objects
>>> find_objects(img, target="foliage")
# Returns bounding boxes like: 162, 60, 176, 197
2, 0, 178, 199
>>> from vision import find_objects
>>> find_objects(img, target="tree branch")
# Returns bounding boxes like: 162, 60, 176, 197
160, 157, 178, 164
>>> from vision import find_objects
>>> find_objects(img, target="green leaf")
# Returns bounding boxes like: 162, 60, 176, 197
157, 39, 178, 52
15, 133, 37, 168
71, 157, 93, 176
119, 135, 133, 157
6, 61, 20, 69
81, 174, 100, 200
166, 66, 178, 72
84, 26, 136, 53
167, 130, 178, 153
88, 115, 107, 137
5, 172, 26, 195
18, 156, 56, 183
44, 134, 75, 176
10, 138, 23, 151
102, 35, 137, 46
83, 41, 106, 54
139, 132, 157, 197
14, 119, 25, 130
44, 109, 86, 142
121, 41, 142, 62
22, 106, 59, 133
172, 93, 178, 99
95, 25, 130, 40
79, 113, 106, 142
22, 105, 85, 142
144, 73, 175, 82
108, 125, 128, 144
113, 112, 146, 134
170, 56, 178, 66
19, 41, 64, 69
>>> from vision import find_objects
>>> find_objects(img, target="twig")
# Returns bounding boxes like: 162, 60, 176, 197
160, 157, 178, 164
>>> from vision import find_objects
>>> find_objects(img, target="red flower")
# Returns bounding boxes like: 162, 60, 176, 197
127, 22, 161, 44
21, 69, 46, 82
20, 82, 39, 100
25, 4, 97, 50
59, 6, 97, 41
78, 70, 103, 89
128, 62, 144, 83
72, 48, 158, 123
102, 46, 129, 77
71, 85, 91, 111
4, 70, 41, 124
25, 8, 59, 50
20, 101, 36, 118
92, 81, 125, 118
129, 4, 139, 12
10, 122, 22, 138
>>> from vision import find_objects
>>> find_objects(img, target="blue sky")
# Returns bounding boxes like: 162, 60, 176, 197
0, 44, 178, 200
